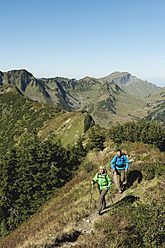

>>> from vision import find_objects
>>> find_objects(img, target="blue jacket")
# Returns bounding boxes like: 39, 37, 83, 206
111, 154, 129, 170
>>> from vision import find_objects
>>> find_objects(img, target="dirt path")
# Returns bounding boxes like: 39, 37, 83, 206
60, 192, 123, 248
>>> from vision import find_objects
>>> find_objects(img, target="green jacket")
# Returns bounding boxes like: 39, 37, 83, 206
93, 172, 111, 190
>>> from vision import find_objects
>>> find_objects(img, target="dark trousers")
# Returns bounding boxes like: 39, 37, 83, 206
98, 188, 108, 212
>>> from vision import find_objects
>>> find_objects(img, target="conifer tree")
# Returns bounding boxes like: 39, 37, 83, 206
86, 127, 105, 151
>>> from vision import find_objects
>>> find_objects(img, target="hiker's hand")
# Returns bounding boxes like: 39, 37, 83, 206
125, 169, 128, 173
113, 169, 115, 172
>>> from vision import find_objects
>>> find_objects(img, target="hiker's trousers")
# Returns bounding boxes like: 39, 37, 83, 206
98, 188, 108, 212
114, 169, 125, 192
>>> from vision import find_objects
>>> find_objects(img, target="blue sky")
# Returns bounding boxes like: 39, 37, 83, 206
0, 0, 165, 87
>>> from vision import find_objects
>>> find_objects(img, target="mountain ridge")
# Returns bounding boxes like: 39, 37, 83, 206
0, 69, 164, 127
99, 71, 160, 97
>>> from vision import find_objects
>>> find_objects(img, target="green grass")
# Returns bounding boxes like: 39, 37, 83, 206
38, 111, 87, 147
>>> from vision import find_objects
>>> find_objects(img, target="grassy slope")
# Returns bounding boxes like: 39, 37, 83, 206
104, 91, 146, 125
38, 111, 87, 147
0, 140, 164, 248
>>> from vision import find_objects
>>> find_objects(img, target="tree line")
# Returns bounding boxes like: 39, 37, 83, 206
109, 119, 165, 151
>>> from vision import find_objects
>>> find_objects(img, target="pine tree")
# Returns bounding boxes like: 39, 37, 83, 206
86, 127, 105, 151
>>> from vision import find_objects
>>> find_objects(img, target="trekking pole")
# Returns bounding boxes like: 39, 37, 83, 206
90, 183, 93, 209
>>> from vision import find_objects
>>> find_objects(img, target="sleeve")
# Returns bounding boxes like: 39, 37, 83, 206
124, 155, 129, 170
93, 173, 98, 184
111, 155, 117, 169
106, 174, 112, 188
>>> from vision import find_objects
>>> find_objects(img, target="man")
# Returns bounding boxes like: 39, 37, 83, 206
111, 149, 129, 194
91, 165, 111, 215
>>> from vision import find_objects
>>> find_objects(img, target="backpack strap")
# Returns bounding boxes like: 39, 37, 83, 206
97, 173, 108, 184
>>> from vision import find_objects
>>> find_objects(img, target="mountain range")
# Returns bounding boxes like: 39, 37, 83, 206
0, 69, 164, 127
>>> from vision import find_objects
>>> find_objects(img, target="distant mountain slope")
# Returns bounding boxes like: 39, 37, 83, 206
99, 71, 160, 97
0, 70, 78, 110
0, 69, 163, 127
0, 84, 91, 152
144, 87, 165, 126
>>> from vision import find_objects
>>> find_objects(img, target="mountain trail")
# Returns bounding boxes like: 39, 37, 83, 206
59, 192, 123, 248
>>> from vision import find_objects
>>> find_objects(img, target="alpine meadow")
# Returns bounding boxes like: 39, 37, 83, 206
0, 69, 165, 248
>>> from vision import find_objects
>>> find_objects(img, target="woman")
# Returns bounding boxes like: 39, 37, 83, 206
91, 165, 111, 215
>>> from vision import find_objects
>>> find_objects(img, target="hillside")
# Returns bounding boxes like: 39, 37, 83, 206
0, 84, 61, 152
0, 84, 92, 152
0, 69, 163, 128
0, 86, 96, 243
38, 111, 90, 147
144, 87, 165, 126
0, 140, 164, 248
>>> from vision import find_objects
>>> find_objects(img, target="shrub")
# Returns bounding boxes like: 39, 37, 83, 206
84, 114, 95, 133
82, 161, 94, 173
109, 119, 165, 151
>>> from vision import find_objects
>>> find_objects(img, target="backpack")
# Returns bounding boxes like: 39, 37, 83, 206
115, 154, 126, 168
115, 154, 125, 163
